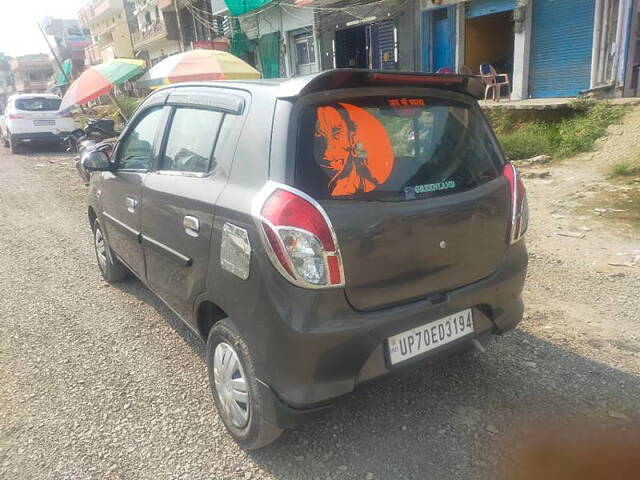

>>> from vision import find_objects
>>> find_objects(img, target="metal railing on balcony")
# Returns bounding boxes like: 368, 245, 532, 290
132, 20, 174, 49
85, 43, 102, 65
78, 0, 116, 27
101, 44, 116, 63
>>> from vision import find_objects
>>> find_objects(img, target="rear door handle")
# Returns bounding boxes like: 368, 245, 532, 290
183, 216, 200, 237
125, 196, 138, 213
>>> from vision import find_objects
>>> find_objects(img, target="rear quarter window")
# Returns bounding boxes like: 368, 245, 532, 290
294, 96, 503, 201
15, 98, 61, 111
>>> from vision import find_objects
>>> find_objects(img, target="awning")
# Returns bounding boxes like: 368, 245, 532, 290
55, 59, 73, 87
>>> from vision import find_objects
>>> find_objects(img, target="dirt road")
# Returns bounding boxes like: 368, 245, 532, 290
1, 112, 639, 479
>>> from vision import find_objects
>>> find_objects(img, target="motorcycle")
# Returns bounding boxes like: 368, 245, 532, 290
64, 118, 119, 155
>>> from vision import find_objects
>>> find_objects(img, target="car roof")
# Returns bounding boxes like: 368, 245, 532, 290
155, 69, 484, 101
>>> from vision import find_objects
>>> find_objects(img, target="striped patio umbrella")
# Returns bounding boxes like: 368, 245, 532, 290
137, 49, 261, 89
59, 58, 146, 113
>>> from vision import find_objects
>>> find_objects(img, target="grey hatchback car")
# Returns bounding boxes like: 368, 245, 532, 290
82, 70, 528, 449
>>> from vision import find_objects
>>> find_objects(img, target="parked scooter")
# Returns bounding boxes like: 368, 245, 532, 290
64, 118, 119, 155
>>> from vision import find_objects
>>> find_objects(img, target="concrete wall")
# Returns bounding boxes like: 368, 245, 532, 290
240, 4, 315, 39
111, 20, 135, 58
210, 0, 228, 15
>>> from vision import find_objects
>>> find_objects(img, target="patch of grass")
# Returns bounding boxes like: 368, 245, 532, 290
484, 108, 513, 136
489, 102, 627, 160
610, 161, 640, 177
498, 122, 554, 160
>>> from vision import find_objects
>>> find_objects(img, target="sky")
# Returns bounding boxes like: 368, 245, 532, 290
0, 0, 88, 56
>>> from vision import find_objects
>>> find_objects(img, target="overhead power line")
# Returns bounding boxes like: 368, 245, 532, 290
179, 0, 410, 40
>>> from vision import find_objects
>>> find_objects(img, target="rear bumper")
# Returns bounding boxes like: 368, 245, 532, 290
231, 241, 528, 428
13, 132, 68, 143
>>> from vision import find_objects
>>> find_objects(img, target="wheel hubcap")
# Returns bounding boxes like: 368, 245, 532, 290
213, 342, 250, 429
95, 227, 107, 271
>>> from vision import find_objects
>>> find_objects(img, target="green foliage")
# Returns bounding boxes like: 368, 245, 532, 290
118, 96, 144, 120
489, 102, 627, 160
483, 108, 514, 135
498, 122, 554, 160
609, 161, 640, 177
567, 98, 595, 113
552, 102, 626, 159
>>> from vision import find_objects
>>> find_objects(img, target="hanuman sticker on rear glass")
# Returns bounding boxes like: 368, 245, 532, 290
314, 103, 394, 197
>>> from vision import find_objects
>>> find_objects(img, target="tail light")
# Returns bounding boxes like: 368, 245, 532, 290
252, 182, 345, 289
7, 113, 25, 120
59, 112, 74, 118
503, 163, 529, 244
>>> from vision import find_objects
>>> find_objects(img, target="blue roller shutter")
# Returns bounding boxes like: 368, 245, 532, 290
529, 0, 595, 98
466, 0, 516, 18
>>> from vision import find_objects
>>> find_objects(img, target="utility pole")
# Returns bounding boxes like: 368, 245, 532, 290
174, 0, 185, 52
37, 21, 73, 88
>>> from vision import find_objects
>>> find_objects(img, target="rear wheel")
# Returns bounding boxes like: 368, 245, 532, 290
2, 132, 8, 148
206, 319, 283, 450
9, 135, 20, 154
93, 219, 129, 282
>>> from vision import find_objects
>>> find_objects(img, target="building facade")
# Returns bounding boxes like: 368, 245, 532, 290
316, 0, 419, 73
238, 1, 320, 78
418, 0, 633, 99
10, 54, 54, 94
73, 0, 637, 98
41, 17, 92, 85
129, 0, 229, 66
175, 0, 218, 50
228, 0, 636, 98
78, 0, 136, 65
130, 0, 182, 65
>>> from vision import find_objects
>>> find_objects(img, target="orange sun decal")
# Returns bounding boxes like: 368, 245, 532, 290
315, 103, 394, 197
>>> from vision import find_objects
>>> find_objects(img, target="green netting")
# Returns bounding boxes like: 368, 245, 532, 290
56, 59, 73, 86
230, 19, 254, 60
224, 0, 272, 16
257, 32, 280, 79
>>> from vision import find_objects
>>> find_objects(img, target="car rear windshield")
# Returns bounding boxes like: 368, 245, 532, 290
295, 96, 503, 201
15, 98, 61, 111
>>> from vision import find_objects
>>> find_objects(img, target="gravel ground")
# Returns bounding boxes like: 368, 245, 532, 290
1, 114, 639, 479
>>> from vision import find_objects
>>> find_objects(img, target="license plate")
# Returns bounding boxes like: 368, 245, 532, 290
34, 119, 55, 126
387, 309, 474, 365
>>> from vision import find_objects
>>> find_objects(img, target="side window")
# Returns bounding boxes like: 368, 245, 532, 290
117, 108, 164, 170
161, 108, 223, 173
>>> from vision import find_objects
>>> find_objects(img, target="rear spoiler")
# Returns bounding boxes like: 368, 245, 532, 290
278, 69, 484, 100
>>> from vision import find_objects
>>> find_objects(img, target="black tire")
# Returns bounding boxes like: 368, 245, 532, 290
206, 319, 283, 450
92, 219, 129, 282
9, 135, 21, 154
2, 133, 8, 148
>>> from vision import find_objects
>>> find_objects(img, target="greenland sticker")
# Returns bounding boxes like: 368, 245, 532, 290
413, 181, 457, 195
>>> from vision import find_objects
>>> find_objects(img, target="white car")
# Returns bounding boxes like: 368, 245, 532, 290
0, 94, 75, 154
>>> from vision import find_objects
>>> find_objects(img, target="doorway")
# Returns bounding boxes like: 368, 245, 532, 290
464, 10, 514, 77
422, 6, 456, 72
292, 31, 319, 76
335, 25, 368, 68
334, 20, 397, 70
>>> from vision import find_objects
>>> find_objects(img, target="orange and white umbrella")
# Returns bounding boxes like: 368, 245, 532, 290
137, 49, 260, 89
